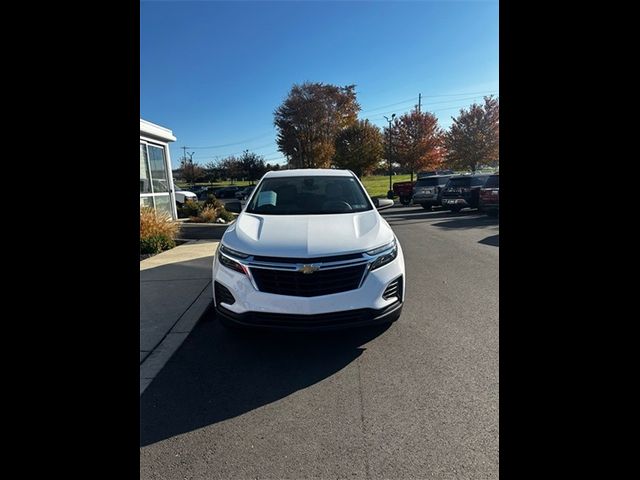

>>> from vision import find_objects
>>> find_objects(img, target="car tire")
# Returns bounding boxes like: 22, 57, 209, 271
449, 206, 462, 213
400, 196, 411, 206
421, 203, 431, 211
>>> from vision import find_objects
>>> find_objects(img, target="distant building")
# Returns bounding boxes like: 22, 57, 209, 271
140, 119, 178, 219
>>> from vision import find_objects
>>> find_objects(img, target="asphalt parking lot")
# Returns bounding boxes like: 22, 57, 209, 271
140, 205, 499, 479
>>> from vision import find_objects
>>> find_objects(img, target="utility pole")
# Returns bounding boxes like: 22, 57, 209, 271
384, 114, 396, 199
411, 93, 422, 183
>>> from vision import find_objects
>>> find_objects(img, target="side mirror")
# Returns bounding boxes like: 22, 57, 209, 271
372, 197, 394, 211
225, 201, 242, 213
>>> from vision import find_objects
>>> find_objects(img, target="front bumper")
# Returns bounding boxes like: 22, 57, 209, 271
442, 197, 469, 207
412, 193, 438, 205
212, 243, 406, 329
215, 300, 403, 331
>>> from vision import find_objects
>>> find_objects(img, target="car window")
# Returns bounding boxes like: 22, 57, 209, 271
471, 176, 489, 187
447, 178, 471, 187
415, 178, 439, 187
246, 176, 373, 215
484, 175, 499, 188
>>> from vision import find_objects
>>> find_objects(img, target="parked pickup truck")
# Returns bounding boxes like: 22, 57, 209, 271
392, 180, 415, 206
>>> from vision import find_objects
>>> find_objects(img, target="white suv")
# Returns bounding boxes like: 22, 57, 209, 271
212, 169, 405, 330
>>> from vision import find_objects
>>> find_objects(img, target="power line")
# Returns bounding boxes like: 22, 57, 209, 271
360, 97, 417, 114
365, 94, 497, 121
359, 90, 496, 115
420, 90, 497, 98
188, 131, 274, 149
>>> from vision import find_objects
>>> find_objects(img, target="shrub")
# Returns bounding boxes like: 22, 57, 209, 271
204, 196, 223, 209
217, 208, 235, 223
179, 199, 203, 218
140, 207, 179, 254
189, 204, 236, 223
190, 204, 218, 223
140, 234, 176, 254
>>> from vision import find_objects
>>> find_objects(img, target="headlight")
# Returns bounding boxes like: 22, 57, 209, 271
220, 244, 250, 259
367, 239, 398, 271
218, 244, 249, 274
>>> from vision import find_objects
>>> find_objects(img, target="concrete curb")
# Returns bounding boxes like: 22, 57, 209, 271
140, 240, 219, 396
140, 281, 212, 396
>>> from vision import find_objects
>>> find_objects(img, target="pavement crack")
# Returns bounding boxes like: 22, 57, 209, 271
357, 359, 371, 480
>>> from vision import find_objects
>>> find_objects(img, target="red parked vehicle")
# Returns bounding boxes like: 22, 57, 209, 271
478, 174, 499, 216
392, 180, 415, 205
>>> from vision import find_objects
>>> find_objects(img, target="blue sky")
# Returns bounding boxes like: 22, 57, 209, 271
140, 0, 498, 169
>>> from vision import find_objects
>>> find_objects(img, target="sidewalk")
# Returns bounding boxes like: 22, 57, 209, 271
140, 239, 219, 395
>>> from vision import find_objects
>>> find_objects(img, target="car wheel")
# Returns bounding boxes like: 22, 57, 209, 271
421, 203, 431, 211
400, 196, 411, 206
449, 206, 462, 213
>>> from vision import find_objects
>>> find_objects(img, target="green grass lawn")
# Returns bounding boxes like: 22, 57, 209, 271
361, 174, 412, 198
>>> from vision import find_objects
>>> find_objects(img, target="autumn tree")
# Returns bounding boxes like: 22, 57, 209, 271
444, 96, 499, 172
180, 157, 205, 186
333, 120, 384, 177
274, 82, 360, 169
217, 156, 242, 182
238, 150, 267, 183
387, 110, 445, 181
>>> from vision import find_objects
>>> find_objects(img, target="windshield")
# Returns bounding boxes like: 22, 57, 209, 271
446, 177, 471, 188
416, 176, 450, 187
471, 176, 489, 186
484, 175, 499, 188
415, 178, 439, 187
245, 175, 373, 215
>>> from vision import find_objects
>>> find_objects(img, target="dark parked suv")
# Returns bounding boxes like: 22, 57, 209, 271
441, 174, 491, 212
479, 174, 499, 216
411, 175, 453, 210
215, 186, 241, 198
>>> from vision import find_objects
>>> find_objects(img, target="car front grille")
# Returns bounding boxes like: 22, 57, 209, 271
250, 264, 367, 297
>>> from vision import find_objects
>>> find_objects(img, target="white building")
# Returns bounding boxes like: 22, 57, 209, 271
140, 118, 178, 219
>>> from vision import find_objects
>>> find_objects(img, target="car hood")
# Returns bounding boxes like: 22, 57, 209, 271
175, 190, 197, 197
221, 210, 394, 257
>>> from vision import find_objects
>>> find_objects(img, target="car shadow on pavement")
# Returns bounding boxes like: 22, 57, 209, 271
431, 215, 499, 230
140, 308, 391, 447
382, 208, 478, 222
479, 234, 499, 247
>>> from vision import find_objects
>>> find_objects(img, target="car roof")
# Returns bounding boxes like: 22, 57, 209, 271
263, 168, 354, 178
450, 173, 490, 179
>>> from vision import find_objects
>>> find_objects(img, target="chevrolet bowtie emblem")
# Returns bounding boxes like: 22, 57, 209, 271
299, 264, 320, 274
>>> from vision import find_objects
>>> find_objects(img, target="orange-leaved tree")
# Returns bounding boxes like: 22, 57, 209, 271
444, 96, 499, 172
274, 82, 360, 169
387, 110, 445, 181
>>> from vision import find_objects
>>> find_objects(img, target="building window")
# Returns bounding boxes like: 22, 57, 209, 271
148, 145, 169, 193
140, 143, 152, 194
140, 196, 154, 208
154, 195, 173, 217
